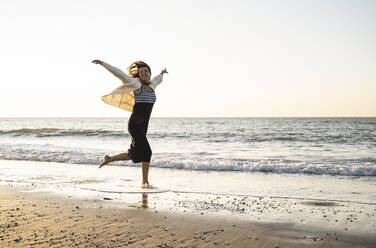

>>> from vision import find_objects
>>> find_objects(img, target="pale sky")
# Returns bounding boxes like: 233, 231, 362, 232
0, 0, 375, 117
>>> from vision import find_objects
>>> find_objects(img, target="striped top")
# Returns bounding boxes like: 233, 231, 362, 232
100, 61, 163, 111
134, 86, 156, 104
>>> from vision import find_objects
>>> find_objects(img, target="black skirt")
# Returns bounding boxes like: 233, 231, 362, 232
127, 103, 154, 163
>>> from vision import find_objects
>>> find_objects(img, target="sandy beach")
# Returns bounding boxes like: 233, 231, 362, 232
1, 182, 375, 248
1, 159, 376, 247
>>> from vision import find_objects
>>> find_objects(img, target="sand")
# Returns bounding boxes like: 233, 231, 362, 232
1, 185, 373, 248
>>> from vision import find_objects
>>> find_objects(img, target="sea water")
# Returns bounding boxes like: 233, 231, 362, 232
0, 118, 375, 204
0, 117, 375, 176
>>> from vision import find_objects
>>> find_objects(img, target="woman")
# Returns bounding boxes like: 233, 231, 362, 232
92, 59, 168, 188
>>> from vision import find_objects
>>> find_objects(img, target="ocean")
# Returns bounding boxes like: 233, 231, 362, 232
0, 117, 375, 176
1, 117, 376, 210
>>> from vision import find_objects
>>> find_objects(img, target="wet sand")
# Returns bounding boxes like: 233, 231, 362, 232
1, 186, 374, 248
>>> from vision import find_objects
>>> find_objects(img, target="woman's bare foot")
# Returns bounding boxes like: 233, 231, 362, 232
99, 155, 111, 168
141, 182, 150, 189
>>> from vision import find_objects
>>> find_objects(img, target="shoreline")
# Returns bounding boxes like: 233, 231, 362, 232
1, 185, 375, 248
1, 159, 375, 247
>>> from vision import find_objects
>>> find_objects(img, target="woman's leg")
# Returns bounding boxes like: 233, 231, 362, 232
141, 162, 150, 187
99, 153, 131, 168
141, 139, 152, 187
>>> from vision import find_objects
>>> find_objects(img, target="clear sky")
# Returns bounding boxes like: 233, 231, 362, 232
0, 0, 375, 117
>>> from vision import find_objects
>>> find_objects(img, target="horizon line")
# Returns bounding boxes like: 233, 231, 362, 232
0, 116, 375, 119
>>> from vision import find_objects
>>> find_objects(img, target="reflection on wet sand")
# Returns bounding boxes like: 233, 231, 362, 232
141, 193, 148, 209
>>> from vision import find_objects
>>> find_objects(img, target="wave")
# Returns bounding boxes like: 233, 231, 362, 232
1, 127, 375, 145
149, 132, 376, 144
0, 146, 375, 177
0, 128, 126, 137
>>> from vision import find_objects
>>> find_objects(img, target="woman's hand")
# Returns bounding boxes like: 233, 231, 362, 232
161, 68, 168, 75
92, 59, 103, 65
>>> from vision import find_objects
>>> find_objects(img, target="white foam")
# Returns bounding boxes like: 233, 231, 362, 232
1, 159, 376, 206
0, 143, 376, 177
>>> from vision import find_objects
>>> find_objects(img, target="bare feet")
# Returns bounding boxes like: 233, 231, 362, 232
99, 155, 111, 168
141, 182, 150, 189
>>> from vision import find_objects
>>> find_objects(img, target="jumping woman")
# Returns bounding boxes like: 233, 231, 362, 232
92, 59, 168, 188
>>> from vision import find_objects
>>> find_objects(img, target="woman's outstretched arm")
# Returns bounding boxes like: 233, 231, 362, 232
92, 59, 138, 87
149, 68, 168, 88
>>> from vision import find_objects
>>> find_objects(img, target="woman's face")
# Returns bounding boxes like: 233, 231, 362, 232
139, 67, 151, 83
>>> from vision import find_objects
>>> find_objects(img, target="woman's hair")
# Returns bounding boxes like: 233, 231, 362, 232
127, 61, 151, 78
